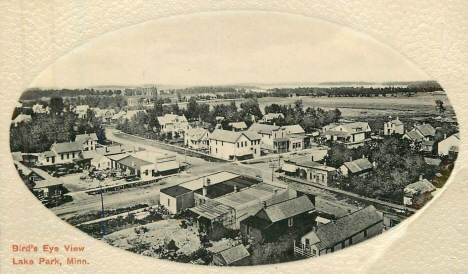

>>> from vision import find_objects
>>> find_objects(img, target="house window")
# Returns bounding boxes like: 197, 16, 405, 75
288, 217, 293, 227
168, 199, 170, 207
72, 152, 75, 158
237, 142, 240, 148
61, 154, 64, 160
67, 153, 70, 159
241, 142, 244, 148
305, 238, 310, 246
221, 141, 224, 146
216, 148, 218, 153
245, 141, 247, 146
47, 157, 50, 163
312, 249, 317, 256
98, 164, 100, 168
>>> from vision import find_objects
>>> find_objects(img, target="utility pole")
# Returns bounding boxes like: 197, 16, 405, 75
269, 163, 275, 182
99, 183, 105, 238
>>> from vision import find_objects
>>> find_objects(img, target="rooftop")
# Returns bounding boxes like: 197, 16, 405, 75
194, 176, 261, 199
215, 182, 287, 208
312, 205, 383, 250
117, 155, 152, 169
405, 178, 436, 195
343, 158, 373, 174
228, 122, 248, 129
249, 123, 280, 135
414, 124, 436, 137
260, 195, 315, 223
75, 133, 98, 144
209, 129, 261, 143
189, 200, 232, 220
52, 142, 83, 153
161, 185, 192, 197
216, 244, 250, 265
180, 171, 240, 191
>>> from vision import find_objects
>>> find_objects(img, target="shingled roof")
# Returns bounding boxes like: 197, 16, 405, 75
75, 133, 98, 144
52, 142, 83, 153
313, 205, 383, 250
414, 124, 436, 137
404, 178, 436, 197
260, 195, 315, 223
216, 244, 250, 265
249, 123, 280, 135
209, 129, 260, 143
343, 158, 373, 174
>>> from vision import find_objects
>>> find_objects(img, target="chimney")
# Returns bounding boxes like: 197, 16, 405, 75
419, 174, 423, 181
105, 146, 109, 153
372, 161, 377, 168
311, 155, 314, 162
324, 161, 327, 167
233, 185, 238, 193
444, 133, 447, 139
362, 155, 365, 159
206, 178, 211, 186
273, 188, 278, 194
262, 201, 267, 209
349, 156, 353, 162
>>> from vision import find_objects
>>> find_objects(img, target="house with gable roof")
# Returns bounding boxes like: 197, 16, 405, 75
384, 117, 404, 135
158, 113, 189, 135
228, 122, 248, 132
248, 123, 307, 153
212, 244, 250, 266
75, 133, 99, 151
209, 129, 261, 160
339, 157, 374, 177
261, 113, 284, 124
240, 195, 316, 243
403, 176, 436, 207
403, 123, 436, 143
323, 122, 371, 148
437, 132, 460, 156
294, 205, 383, 258
185, 128, 210, 150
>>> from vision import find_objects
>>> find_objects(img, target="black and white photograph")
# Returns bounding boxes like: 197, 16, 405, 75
4, 9, 464, 270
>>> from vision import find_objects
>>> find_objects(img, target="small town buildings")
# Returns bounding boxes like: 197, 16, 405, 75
75, 133, 99, 151
384, 117, 404, 135
212, 245, 250, 266
91, 154, 111, 170
437, 133, 460, 156
160, 171, 263, 214
74, 105, 89, 119
403, 123, 436, 143
160, 185, 194, 214
339, 158, 374, 177
112, 110, 126, 122
209, 129, 261, 161
158, 114, 189, 135
189, 177, 295, 236
240, 195, 316, 243
228, 122, 248, 131
113, 155, 154, 180
248, 123, 307, 153
185, 128, 210, 150
29, 168, 64, 202
95, 109, 116, 123
48, 142, 83, 165
294, 205, 383, 258
283, 158, 337, 186
323, 122, 371, 148
261, 113, 284, 124
11, 114, 32, 126
403, 176, 436, 207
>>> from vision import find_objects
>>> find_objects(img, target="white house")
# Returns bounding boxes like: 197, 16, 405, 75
262, 113, 284, 124
228, 122, 248, 131
75, 133, 98, 151
91, 154, 111, 170
437, 133, 460, 156
74, 105, 89, 119
384, 117, 404, 135
37, 142, 83, 165
209, 129, 261, 161
32, 103, 49, 114
185, 128, 210, 150
158, 114, 189, 135
248, 123, 307, 153
323, 122, 371, 147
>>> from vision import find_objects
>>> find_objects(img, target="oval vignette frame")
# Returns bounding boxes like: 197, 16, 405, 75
9, 11, 459, 267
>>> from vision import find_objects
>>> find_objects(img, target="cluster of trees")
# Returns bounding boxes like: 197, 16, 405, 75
10, 98, 106, 153
265, 100, 341, 132
325, 137, 435, 204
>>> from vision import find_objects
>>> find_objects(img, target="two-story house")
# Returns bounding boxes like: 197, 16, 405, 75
248, 123, 307, 153
402, 123, 436, 143
209, 129, 261, 161
323, 122, 371, 148
158, 114, 189, 135
437, 133, 460, 156
185, 128, 210, 150
75, 133, 98, 151
261, 113, 284, 124
384, 117, 404, 135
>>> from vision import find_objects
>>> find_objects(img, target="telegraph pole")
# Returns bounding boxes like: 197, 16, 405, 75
99, 183, 105, 238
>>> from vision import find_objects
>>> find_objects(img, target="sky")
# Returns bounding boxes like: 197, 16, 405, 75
30, 12, 431, 89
